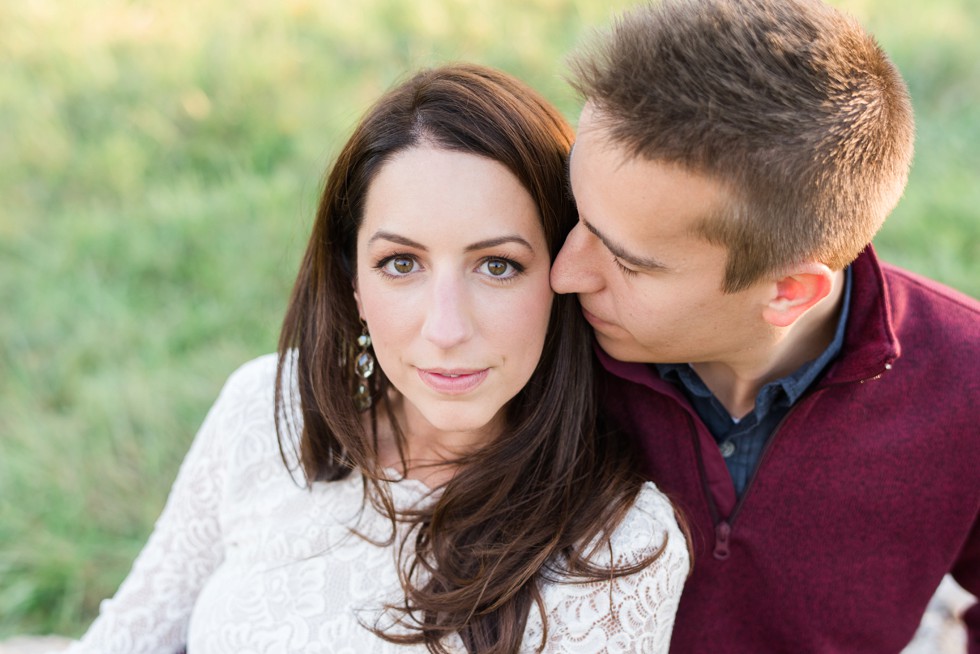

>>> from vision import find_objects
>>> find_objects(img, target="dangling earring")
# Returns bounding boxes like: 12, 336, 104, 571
353, 322, 375, 411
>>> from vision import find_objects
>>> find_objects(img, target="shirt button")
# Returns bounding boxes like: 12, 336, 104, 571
719, 441, 736, 458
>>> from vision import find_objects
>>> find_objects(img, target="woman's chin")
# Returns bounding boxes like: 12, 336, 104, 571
406, 404, 507, 446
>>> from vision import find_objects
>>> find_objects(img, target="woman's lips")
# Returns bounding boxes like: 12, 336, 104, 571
416, 369, 489, 395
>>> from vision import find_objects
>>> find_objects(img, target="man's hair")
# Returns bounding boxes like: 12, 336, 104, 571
570, 0, 915, 292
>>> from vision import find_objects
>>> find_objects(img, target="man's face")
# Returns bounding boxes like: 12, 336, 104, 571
551, 104, 771, 366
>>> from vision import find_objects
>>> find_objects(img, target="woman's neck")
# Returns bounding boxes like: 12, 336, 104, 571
371, 393, 502, 488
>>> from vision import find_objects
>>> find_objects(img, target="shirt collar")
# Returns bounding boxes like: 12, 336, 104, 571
656, 267, 853, 417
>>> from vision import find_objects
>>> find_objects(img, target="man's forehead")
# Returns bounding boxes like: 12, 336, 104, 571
569, 140, 732, 244
577, 100, 613, 134
568, 133, 637, 183
574, 102, 637, 156
576, 100, 600, 131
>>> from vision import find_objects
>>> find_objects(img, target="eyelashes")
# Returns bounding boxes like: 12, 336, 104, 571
372, 253, 526, 281
376, 254, 417, 276
612, 256, 639, 278
477, 257, 525, 279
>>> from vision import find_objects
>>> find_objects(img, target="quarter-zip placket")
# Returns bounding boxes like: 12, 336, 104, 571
690, 399, 809, 560
691, 361, 894, 560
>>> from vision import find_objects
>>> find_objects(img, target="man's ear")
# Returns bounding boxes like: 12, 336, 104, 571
761, 263, 835, 328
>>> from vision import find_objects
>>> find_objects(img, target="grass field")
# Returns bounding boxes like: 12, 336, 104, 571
1, 0, 977, 638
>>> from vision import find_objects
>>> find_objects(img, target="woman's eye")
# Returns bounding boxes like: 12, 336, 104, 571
382, 256, 416, 275
486, 260, 509, 276
479, 258, 520, 279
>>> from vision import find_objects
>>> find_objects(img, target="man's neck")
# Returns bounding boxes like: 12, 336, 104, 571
690, 270, 847, 419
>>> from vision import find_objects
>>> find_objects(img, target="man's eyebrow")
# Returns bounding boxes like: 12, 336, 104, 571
581, 218, 669, 271
367, 231, 533, 253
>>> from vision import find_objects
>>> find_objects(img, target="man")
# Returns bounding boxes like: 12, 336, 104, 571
551, 0, 980, 651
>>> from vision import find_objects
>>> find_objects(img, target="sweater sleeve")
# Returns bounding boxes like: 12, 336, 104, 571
951, 510, 980, 654
58, 361, 261, 654
524, 483, 690, 654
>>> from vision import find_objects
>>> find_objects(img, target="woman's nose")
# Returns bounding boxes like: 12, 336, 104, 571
420, 274, 475, 350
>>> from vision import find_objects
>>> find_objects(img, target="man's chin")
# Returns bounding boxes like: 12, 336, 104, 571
594, 333, 685, 365
594, 333, 647, 363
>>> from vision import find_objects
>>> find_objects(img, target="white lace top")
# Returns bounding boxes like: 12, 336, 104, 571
60, 354, 688, 654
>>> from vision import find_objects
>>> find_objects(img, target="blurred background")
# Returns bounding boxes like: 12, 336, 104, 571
1, 0, 977, 638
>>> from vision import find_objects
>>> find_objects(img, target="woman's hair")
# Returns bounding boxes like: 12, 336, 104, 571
570, 0, 914, 292
276, 63, 665, 653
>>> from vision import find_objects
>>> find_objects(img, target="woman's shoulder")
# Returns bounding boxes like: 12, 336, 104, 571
211, 351, 300, 409
528, 482, 689, 651
189, 352, 305, 479
601, 482, 689, 570
195, 353, 289, 450
222, 352, 282, 394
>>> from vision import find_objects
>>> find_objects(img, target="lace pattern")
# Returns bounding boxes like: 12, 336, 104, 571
59, 354, 689, 653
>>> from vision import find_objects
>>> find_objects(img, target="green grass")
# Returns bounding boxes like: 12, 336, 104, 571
1, 0, 977, 638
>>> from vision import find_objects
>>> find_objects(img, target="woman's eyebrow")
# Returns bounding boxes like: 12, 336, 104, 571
367, 231, 427, 250
465, 235, 534, 252
367, 232, 534, 253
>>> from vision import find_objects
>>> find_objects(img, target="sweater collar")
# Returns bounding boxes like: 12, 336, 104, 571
819, 245, 900, 384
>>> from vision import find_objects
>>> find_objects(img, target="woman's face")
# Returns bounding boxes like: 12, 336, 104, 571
354, 146, 553, 443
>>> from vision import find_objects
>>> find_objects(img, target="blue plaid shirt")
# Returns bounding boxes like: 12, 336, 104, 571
656, 268, 853, 497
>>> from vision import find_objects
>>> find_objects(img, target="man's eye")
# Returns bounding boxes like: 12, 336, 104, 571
613, 257, 638, 277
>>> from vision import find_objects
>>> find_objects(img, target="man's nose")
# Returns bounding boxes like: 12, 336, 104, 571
420, 273, 475, 350
551, 221, 605, 295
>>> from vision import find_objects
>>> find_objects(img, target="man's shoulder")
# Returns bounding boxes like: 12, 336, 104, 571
875, 263, 979, 371
880, 262, 979, 317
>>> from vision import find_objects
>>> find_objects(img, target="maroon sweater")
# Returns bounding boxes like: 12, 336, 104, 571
600, 247, 980, 653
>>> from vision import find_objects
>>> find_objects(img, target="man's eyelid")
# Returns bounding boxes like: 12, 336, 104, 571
613, 255, 638, 272
582, 218, 668, 272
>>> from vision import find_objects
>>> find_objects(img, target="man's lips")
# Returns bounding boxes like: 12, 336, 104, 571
416, 368, 489, 395
581, 307, 616, 330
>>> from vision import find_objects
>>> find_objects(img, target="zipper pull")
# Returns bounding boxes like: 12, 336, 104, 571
714, 520, 732, 560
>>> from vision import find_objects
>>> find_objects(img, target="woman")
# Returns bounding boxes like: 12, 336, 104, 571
59, 64, 688, 653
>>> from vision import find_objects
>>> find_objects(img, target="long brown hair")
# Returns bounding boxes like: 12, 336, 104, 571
276, 64, 662, 653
